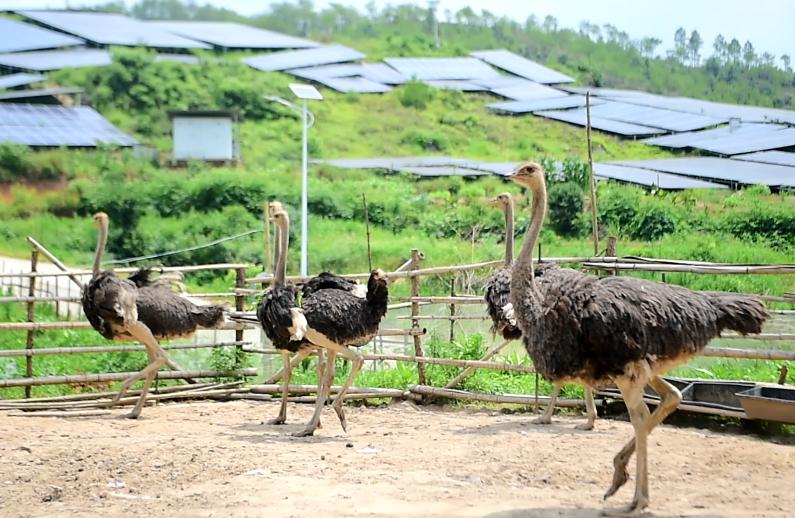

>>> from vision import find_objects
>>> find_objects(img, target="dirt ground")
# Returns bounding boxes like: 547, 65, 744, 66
0, 400, 792, 518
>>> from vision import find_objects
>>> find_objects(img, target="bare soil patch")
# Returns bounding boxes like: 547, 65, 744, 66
0, 401, 792, 517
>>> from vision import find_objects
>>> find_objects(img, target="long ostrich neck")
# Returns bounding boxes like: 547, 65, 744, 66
92, 219, 108, 276
504, 199, 514, 265
515, 180, 547, 281
274, 219, 289, 285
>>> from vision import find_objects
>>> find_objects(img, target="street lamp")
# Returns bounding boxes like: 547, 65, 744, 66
287, 83, 323, 277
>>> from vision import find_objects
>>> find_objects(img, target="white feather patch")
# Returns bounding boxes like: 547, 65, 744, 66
501, 302, 516, 326
351, 283, 368, 299
288, 308, 308, 341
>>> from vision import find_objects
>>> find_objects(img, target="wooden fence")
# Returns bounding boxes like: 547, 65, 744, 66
0, 238, 793, 415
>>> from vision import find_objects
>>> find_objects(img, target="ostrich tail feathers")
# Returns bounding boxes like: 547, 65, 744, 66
710, 293, 769, 335
191, 304, 226, 328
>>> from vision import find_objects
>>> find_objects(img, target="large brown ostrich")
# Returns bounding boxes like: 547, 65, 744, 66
508, 163, 768, 516
257, 207, 389, 436
82, 213, 226, 418
484, 192, 597, 430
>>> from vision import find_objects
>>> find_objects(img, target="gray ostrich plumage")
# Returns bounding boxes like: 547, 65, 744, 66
508, 163, 768, 516
257, 206, 389, 436
81, 213, 226, 418
483, 192, 597, 430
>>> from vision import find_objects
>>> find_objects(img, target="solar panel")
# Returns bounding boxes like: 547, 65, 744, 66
150, 21, 317, 49
245, 45, 364, 72
423, 80, 489, 92
0, 103, 137, 147
488, 95, 597, 114
490, 80, 569, 101
608, 157, 795, 188
594, 163, 727, 190
0, 17, 84, 53
732, 151, 795, 167
384, 57, 500, 81
288, 63, 405, 84
0, 86, 82, 102
316, 157, 470, 169
471, 76, 532, 89
17, 10, 209, 49
535, 109, 666, 136
394, 166, 492, 177
315, 77, 391, 93
471, 49, 574, 84
0, 48, 112, 71
642, 123, 785, 149
288, 83, 323, 100
691, 127, 795, 155
0, 73, 46, 89
587, 100, 726, 132
155, 53, 201, 65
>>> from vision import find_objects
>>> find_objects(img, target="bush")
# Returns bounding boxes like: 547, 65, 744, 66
547, 182, 584, 236
0, 143, 34, 182
722, 208, 795, 249
398, 80, 434, 109
630, 205, 677, 240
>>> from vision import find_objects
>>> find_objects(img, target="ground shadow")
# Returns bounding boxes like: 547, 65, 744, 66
454, 419, 594, 436
482, 507, 721, 518
226, 420, 352, 445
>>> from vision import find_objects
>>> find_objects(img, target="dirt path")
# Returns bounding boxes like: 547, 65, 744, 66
0, 401, 792, 517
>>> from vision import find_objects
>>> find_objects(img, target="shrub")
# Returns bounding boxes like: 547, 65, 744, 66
398, 80, 434, 109
722, 208, 795, 249
547, 182, 584, 236
0, 143, 34, 182
630, 205, 677, 240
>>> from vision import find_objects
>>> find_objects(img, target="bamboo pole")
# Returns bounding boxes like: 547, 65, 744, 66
410, 248, 427, 389
409, 385, 586, 407
26, 236, 85, 289
0, 368, 257, 388
362, 353, 535, 373
0, 382, 220, 404
362, 193, 372, 271
583, 262, 795, 275
585, 91, 599, 256
444, 339, 512, 390
0, 341, 249, 358
391, 296, 485, 304
25, 249, 38, 399
701, 347, 795, 360
249, 384, 406, 397
1, 262, 250, 279
234, 267, 247, 364
448, 278, 456, 343
395, 315, 489, 321
718, 333, 795, 341
7, 410, 112, 418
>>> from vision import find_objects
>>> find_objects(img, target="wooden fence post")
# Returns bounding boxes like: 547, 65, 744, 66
606, 236, 617, 276
235, 267, 247, 367
25, 250, 38, 399
409, 249, 427, 390
448, 278, 456, 343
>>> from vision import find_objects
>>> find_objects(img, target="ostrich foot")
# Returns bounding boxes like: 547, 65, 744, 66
268, 416, 286, 425
600, 497, 648, 517
603, 467, 630, 500
332, 401, 348, 432
125, 410, 142, 420
292, 427, 316, 438
574, 420, 595, 431
531, 415, 552, 425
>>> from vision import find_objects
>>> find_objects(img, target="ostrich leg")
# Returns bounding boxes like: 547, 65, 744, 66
575, 387, 597, 430
532, 384, 561, 424
604, 376, 682, 500
269, 350, 292, 425
265, 347, 314, 384
324, 343, 364, 432
116, 321, 167, 419
294, 350, 336, 437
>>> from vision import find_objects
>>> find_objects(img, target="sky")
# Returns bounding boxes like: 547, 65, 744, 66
1, 0, 793, 60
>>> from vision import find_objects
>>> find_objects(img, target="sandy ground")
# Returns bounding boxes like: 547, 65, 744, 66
0, 401, 792, 518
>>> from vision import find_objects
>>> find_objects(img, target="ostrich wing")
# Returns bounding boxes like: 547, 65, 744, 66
484, 265, 522, 339
82, 271, 137, 340
302, 272, 366, 299
302, 289, 384, 347
135, 285, 225, 339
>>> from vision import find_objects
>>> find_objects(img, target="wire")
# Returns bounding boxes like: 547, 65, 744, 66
106, 229, 263, 265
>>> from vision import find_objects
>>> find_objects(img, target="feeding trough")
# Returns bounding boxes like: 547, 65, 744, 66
679, 381, 755, 412
736, 386, 795, 424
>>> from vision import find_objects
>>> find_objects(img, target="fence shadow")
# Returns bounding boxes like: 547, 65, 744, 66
482, 507, 720, 518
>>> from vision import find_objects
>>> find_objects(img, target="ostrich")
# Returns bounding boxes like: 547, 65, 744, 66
82, 213, 226, 418
484, 192, 597, 430
258, 207, 389, 436
508, 163, 767, 516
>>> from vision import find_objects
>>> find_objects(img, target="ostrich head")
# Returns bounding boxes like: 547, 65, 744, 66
508, 162, 545, 190
267, 201, 284, 219
366, 268, 389, 304
92, 212, 110, 275
489, 192, 515, 265
488, 192, 513, 209
93, 212, 109, 229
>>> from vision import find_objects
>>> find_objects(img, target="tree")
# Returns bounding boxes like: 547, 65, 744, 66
782, 54, 792, 72
640, 37, 662, 59
727, 38, 742, 63
542, 15, 558, 32
673, 27, 688, 64
743, 40, 756, 68
688, 30, 703, 67
713, 34, 727, 63
760, 52, 776, 67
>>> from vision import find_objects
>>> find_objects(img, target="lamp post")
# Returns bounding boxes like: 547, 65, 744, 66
287, 83, 323, 276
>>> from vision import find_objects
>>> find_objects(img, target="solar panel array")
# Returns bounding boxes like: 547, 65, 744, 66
0, 103, 137, 147
489, 95, 595, 114
588, 100, 726, 132
384, 57, 500, 81
0, 48, 112, 71
490, 80, 565, 101
535, 109, 665, 137
244, 45, 365, 72
17, 10, 209, 49
0, 16, 84, 53
0, 73, 46, 89
594, 163, 727, 190
732, 151, 795, 167
288, 63, 405, 84
471, 76, 531, 89
643, 123, 783, 149
423, 80, 489, 92
316, 77, 391, 93
394, 166, 492, 177
151, 21, 317, 49
608, 157, 795, 188
470, 49, 574, 84
0, 86, 82, 101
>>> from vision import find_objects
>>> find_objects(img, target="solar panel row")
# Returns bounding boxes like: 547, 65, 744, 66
593, 163, 727, 190
535, 109, 665, 137
608, 157, 795, 188
0, 17, 84, 54
384, 57, 500, 81
17, 10, 209, 49
642, 123, 784, 149
288, 63, 405, 85
245, 45, 365, 72
490, 80, 568, 101
151, 21, 317, 49
0, 103, 137, 147
589, 100, 726, 132
0, 73, 46, 89
316, 76, 391, 93
423, 80, 489, 92
488, 95, 596, 114
0, 48, 112, 71
470, 49, 574, 84
732, 151, 795, 167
